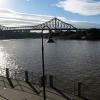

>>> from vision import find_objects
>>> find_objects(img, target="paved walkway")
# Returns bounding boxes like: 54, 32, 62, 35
0, 76, 66, 100
0, 76, 85, 100
0, 87, 68, 100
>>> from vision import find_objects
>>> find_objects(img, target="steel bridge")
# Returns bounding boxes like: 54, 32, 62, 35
0, 17, 77, 32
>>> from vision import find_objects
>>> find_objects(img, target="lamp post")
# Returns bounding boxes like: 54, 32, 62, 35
41, 27, 46, 100
41, 26, 54, 100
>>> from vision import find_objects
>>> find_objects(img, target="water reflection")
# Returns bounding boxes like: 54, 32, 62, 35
0, 46, 18, 76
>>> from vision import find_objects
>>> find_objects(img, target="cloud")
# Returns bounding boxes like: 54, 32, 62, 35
56, 0, 100, 15
0, 8, 100, 28
26, 0, 30, 2
0, 9, 51, 27
0, 8, 67, 27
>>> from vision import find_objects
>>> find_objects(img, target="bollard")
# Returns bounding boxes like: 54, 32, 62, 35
78, 82, 82, 97
49, 75, 54, 88
25, 71, 29, 83
40, 75, 47, 87
6, 68, 14, 88
6, 68, 9, 78
40, 76, 43, 87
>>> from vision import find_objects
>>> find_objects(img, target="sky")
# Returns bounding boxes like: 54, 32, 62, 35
0, 0, 100, 28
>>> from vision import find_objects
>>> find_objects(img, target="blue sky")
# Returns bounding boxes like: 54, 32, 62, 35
0, 0, 100, 28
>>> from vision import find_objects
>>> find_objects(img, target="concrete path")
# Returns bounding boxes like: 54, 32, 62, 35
0, 76, 85, 100
0, 76, 66, 100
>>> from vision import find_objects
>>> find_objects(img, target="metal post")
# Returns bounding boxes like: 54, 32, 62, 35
40, 76, 43, 87
78, 82, 82, 97
49, 75, 54, 88
40, 75, 47, 87
25, 71, 29, 83
42, 28, 46, 100
6, 68, 9, 78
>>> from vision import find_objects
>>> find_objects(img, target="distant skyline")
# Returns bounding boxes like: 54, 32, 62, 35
0, 0, 100, 28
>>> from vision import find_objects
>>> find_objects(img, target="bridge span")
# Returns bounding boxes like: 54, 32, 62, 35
0, 17, 77, 32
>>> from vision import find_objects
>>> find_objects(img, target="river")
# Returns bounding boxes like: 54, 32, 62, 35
0, 39, 100, 99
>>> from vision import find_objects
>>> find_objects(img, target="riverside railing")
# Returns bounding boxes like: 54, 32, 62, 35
49, 76, 100, 100
80, 82, 100, 100
0, 68, 100, 100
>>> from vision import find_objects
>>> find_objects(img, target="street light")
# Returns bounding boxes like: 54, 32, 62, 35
41, 26, 54, 100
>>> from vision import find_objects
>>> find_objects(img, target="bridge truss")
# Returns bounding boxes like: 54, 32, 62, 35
0, 17, 77, 31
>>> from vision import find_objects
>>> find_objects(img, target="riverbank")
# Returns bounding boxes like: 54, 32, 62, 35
1, 36, 100, 41
0, 28, 100, 40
